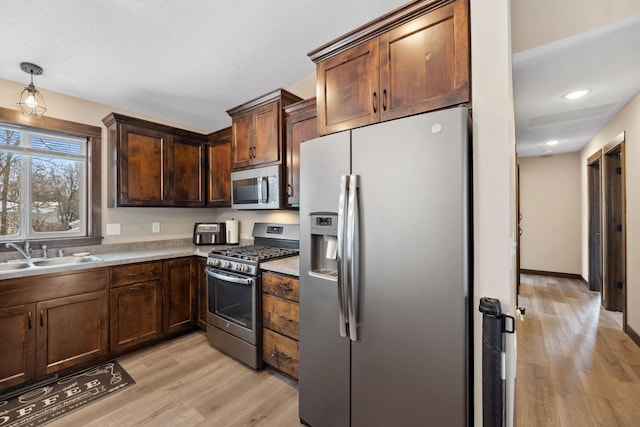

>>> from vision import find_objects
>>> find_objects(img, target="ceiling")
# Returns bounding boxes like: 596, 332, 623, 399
513, 16, 640, 157
0, 0, 406, 132
1, 1, 639, 156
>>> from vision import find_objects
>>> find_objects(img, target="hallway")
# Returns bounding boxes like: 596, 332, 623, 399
515, 274, 640, 426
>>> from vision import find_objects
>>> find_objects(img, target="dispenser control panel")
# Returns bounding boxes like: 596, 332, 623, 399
310, 214, 338, 236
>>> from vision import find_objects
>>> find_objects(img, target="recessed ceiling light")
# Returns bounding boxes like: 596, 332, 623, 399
545, 140, 559, 146
563, 89, 590, 100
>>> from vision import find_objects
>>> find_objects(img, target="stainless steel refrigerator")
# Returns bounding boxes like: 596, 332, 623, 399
299, 106, 471, 426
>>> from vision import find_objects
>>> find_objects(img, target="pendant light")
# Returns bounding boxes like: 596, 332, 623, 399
16, 62, 47, 119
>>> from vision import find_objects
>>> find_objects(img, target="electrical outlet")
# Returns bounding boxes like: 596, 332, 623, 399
106, 223, 121, 235
152, 222, 160, 233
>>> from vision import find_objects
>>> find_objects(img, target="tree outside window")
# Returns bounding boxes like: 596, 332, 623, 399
0, 126, 86, 240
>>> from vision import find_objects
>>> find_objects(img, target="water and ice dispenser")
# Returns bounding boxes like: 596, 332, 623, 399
308, 213, 338, 280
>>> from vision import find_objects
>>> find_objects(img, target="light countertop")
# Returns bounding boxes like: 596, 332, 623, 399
0, 244, 299, 280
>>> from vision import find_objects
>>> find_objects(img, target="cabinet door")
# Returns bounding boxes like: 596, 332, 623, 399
285, 100, 317, 208
110, 280, 163, 352
171, 135, 205, 206
379, 0, 470, 121
196, 258, 208, 329
316, 39, 379, 135
208, 141, 231, 207
252, 101, 280, 166
119, 124, 167, 206
36, 290, 108, 376
0, 304, 36, 390
232, 111, 253, 169
164, 258, 195, 335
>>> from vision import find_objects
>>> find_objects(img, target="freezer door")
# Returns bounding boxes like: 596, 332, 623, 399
298, 131, 352, 427
350, 107, 470, 426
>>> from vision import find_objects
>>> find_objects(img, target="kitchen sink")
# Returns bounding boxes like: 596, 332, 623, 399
30, 255, 102, 267
0, 255, 103, 272
0, 262, 32, 271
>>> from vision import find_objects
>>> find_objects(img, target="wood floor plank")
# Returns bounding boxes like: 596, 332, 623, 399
516, 274, 640, 427
46, 331, 300, 427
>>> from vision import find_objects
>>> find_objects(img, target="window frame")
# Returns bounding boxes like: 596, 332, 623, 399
0, 106, 102, 249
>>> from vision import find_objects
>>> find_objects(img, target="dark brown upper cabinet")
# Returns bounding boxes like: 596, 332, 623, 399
103, 113, 206, 207
207, 127, 232, 207
309, 0, 470, 136
284, 98, 317, 209
227, 89, 302, 171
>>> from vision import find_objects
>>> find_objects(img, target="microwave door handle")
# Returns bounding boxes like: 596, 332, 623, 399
259, 176, 269, 203
336, 175, 348, 338
346, 174, 359, 341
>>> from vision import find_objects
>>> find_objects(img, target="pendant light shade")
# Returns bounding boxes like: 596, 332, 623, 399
16, 62, 47, 119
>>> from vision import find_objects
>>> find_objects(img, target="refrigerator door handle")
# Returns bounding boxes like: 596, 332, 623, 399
336, 175, 349, 338
346, 174, 359, 341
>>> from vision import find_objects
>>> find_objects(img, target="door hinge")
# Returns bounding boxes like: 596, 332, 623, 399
617, 224, 623, 232
617, 281, 623, 289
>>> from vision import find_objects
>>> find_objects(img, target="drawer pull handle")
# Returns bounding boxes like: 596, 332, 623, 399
28, 312, 32, 329
128, 272, 147, 277
278, 283, 292, 292
279, 315, 293, 322
278, 351, 293, 360
271, 350, 293, 361
40, 310, 44, 327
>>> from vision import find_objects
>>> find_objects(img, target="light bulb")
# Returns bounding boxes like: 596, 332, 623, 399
25, 93, 37, 108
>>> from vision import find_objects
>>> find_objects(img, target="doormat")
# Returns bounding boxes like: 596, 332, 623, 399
0, 361, 135, 427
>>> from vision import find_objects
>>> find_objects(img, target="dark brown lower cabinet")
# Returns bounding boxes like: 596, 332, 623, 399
261, 271, 300, 379
197, 258, 208, 329
110, 280, 163, 352
0, 269, 110, 391
0, 303, 36, 390
37, 290, 109, 376
0, 256, 200, 394
164, 258, 196, 335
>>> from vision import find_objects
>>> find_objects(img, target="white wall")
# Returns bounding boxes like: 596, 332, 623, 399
581, 91, 640, 334
511, 0, 640, 52
470, 0, 517, 425
519, 152, 582, 274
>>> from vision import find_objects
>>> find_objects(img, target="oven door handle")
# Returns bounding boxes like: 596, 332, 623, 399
205, 268, 254, 285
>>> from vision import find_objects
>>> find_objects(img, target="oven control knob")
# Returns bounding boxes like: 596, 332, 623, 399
224, 261, 232, 269
243, 265, 251, 273
213, 259, 221, 267
235, 264, 242, 271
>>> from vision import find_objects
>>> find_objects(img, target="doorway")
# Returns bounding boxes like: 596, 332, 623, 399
587, 151, 602, 294
602, 133, 626, 317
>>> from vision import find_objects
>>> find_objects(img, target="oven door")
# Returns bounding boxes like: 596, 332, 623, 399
206, 267, 259, 344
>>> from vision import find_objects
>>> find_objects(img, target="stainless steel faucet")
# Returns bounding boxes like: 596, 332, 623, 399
5, 241, 32, 259
41, 244, 48, 258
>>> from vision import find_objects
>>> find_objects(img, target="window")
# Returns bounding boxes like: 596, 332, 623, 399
0, 107, 102, 247
0, 125, 87, 239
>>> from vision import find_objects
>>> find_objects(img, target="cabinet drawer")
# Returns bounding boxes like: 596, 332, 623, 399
262, 328, 299, 379
262, 272, 299, 302
111, 261, 163, 287
262, 294, 299, 340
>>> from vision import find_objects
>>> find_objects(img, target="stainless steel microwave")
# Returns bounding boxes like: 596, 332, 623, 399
231, 165, 282, 210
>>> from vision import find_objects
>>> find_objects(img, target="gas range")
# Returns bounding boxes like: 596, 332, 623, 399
206, 223, 299, 276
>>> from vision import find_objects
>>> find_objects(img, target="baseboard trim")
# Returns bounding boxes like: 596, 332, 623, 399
520, 269, 587, 284
625, 323, 640, 348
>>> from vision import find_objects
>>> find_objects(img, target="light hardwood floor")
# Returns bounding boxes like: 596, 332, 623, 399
515, 274, 640, 426
48, 331, 300, 427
